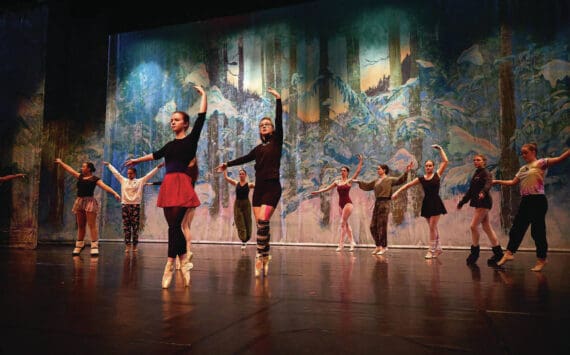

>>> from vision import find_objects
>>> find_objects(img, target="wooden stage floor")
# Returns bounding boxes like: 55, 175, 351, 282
1, 243, 568, 354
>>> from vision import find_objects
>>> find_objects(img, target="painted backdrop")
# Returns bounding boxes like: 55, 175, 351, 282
80, 0, 569, 249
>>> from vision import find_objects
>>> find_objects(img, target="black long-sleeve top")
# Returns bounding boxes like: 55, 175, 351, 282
458, 167, 493, 209
227, 99, 282, 181
152, 112, 206, 173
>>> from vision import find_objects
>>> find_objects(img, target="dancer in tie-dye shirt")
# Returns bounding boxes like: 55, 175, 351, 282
493, 143, 570, 271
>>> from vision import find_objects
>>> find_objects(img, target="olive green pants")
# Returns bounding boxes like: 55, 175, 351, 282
234, 199, 252, 243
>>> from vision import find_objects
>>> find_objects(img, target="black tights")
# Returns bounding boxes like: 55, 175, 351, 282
163, 206, 187, 258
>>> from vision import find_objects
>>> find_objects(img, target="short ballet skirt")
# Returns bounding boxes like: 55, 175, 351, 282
72, 197, 99, 214
420, 196, 447, 218
157, 172, 201, 208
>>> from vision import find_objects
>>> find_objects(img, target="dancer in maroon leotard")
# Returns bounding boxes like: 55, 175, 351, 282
312, 154, 363, 251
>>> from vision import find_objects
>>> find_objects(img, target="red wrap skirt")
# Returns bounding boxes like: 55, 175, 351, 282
157, 172, 201, 208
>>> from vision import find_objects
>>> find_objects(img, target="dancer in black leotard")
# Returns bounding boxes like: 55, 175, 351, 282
216, 88, 282, 277
126, 86, 207, 288
392, 145, 449, 259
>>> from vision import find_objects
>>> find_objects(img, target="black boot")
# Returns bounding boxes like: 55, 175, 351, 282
466, 245, 480, 265
487, 245, 504, 266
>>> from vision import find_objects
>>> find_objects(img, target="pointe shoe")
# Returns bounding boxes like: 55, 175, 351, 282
372, 247, 381, 255
349, 242, 356, 252
433, 249, 443, 258
175, 256, 181, 270
180, 256, 192, 286
424, 250, 434, 259
255, 255, 263, 277
162, 261, 174, 288
497, 253, 514, 266
125, 244, 131, 253
72, 241, 85, 256
132, 244, 138, 252
335, 245, 343, 252
262, 255, 272, 276
241, 243, 246, 250
377, 247, 388, 255
90, 241, 99, 257
530, 259, 547, 272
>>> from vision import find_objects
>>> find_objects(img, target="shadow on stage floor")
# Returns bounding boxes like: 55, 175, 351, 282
0, 243, 568, 354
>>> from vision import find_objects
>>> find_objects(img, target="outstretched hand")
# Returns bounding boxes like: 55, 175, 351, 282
54, 158, 62, 164
406, 161, 414, 171
124, 158, 137, 167
157, 161, 165, 168
431, 144, 442, 150
267, 87, 281, 99
215, 163, 227, 173
102, 161, 110, 166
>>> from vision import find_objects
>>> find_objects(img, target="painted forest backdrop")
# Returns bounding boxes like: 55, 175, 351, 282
3, 0, 569, 250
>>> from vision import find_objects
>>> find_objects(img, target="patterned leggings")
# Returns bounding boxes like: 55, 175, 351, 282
122, 204, 141, 245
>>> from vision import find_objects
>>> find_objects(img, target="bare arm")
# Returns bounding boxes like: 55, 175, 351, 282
223, 169, 238, 186
392, 177, 420, 199
493, 176, 520, 186
140, 162, 165, 183
96, 180, 121, 201
0, 174, 25, 183
311, 180, 338, 195
55, 158, 80, 178
349, 154, 364, 182
432, 144, 449, 176
546, 148, 570, 166
249, 182, 255, 189
124, 153, 154, 167
195, 85, 207, 114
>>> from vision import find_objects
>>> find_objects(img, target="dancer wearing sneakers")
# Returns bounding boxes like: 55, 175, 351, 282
216, 87, 282, 278
311, 154, 363, 252
493, 143, 570, 272
457, 154, 503, 266
392, 144, 449, 259
223, 168, 255, 249
104, 161, 164, 253
125, 85, 207, 288
55, 159, 120, 256
356, 161, 412, 255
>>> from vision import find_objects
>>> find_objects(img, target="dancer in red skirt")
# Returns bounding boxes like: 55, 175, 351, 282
125, 86, 207, 288
216, 88, 282, 277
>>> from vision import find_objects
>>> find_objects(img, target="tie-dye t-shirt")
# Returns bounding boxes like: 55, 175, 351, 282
515, 158, 548, 196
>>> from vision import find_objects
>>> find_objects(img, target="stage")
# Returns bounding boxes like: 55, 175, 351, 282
0, 243, 568, 354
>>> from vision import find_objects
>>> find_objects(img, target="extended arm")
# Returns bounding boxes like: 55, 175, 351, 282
96, 180, 121, 201
392, 177, 420, 199
493, 176, 520, 186
217, 148, 257, 171
124, 153, 154, 168
311, 181, 338, 195
268, 87, 282, 142
103, 162, 125, 183
546, 148, 570, 166
54, 158, 80, 178
0, 174, 25, 183
141, 162, 165, 183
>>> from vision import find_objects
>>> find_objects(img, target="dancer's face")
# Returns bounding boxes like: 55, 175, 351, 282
520, 148, 536, 163
259, 119, 274, 136
340, 167, 348, 178
170, 113, 189, 133
473, 156, 485, 168
377, 165, 386, 176
127, 169, 136, 180
239, 170, 247, 182
80, 163, 91, 175
424, 161, 434, 174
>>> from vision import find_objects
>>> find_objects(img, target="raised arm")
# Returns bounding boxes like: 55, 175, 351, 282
0, 174, 25, 183
140, 161, 165, 183
124, 153, 154, 168
196, 85, 207, 114
96, 180, 121, 201
392, 177, 420, 199
223, 169, 238, 186
546, 148, 570, 167
103, 162, 125, 183
311, 180, 338, 195
349, 154, 364, 182
268, 87, 282, 142
432, 144, 449, 176
55, 158, 80, 179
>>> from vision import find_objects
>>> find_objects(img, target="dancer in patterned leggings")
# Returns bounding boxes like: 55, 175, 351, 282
223, 168, 255, 249
217, 88, 282, 277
